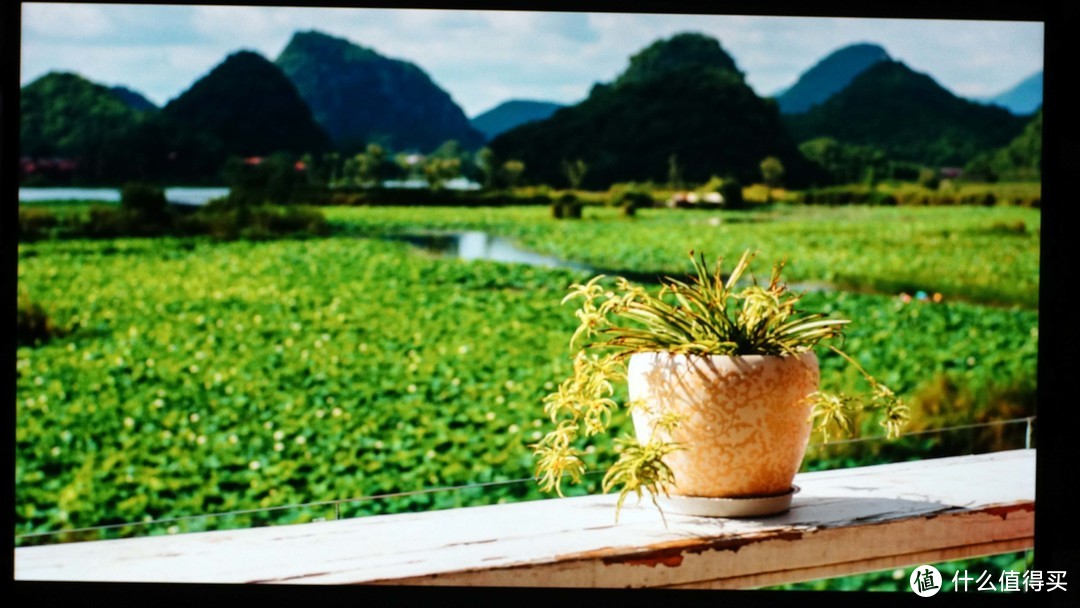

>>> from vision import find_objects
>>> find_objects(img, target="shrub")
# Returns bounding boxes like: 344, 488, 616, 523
552, 193, 582, 220
190, 205, 328, 241
120, 182, 168, 220
608, 184, 654, 217
718, 178, 745, 210
917, 168, 941, 191
18, 207, 60, 241
17, 293, 60, 346
258, 205, 329, 236
86, 205, 134, 237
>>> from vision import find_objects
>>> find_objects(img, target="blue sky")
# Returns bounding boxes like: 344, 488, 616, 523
20, 3, 1044, 117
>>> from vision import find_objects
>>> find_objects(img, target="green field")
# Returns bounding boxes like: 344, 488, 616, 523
327, 204, 1040, 308
16, 204, 1039, 548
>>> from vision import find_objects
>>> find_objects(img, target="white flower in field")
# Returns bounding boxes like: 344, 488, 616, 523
123, 417, 135, 428
249, 461, 261, 470
273, 430, 285, 441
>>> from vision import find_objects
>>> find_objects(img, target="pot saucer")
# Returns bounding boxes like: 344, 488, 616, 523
658, 485, 800, 518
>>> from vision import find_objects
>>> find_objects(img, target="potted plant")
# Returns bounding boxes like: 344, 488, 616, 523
532, 250, 909, 519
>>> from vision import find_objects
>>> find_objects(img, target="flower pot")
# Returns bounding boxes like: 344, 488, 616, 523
627, 351, 820, 501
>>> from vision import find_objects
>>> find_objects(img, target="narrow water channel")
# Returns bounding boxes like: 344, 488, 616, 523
388, 230, 835, 291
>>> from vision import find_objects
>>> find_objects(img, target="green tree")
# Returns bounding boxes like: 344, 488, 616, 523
221, 153, 305, 206
917, 168, 941, 190
562, 158, 589, 190
799, 137, 888, 185
476, 147, 496, 189
667, 154, 685, 190
424, 157, 462, 189
357, 143, 388, 187
760, 156, 785, 188
497, 160, 525, 189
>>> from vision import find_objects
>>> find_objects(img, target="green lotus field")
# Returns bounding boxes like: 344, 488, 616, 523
16, 204, 1039, 545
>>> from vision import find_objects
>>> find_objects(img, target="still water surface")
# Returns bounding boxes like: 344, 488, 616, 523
19, 187, 229, 205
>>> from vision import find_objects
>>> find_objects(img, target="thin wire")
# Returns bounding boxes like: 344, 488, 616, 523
809, 415, 1036, 447
15, 416, 1036, 542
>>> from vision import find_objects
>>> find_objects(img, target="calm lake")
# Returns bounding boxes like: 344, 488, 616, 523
18, 187, 230, 206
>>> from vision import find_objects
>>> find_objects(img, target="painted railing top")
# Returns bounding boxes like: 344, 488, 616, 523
14, 449, 1035, 588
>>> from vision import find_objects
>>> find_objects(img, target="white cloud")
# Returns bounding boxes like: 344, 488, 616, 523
22, 2, 114, 39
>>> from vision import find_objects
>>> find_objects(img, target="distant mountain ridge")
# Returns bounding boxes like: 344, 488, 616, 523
776, 43, 890, 114
275, 30, 483, 153
110, 86, 158, 112
162, 50, 330, 158
470, 100, 565, 141
22, 32, 1041, 187
21, 72, 144, 159
985, 71, 1042, 115
491, 32, 819, 189
784, 60, 1028, 166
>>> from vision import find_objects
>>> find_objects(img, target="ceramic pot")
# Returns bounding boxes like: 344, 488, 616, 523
627, 351, 819, 498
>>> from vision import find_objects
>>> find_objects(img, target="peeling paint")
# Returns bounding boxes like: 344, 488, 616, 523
619, 553, 685, 568
929, 502, 1034, 522
589, 530, 808, 568
983, 503, 1035, 521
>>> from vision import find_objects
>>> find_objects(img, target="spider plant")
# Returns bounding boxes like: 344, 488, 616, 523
532, 249, 909, 517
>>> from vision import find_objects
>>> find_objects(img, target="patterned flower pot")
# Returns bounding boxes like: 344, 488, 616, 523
627, 352, 820, 499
